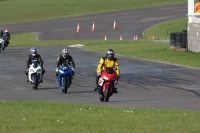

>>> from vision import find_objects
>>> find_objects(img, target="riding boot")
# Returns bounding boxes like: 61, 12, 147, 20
94, 75, 100, 91
114, 88, 118, 93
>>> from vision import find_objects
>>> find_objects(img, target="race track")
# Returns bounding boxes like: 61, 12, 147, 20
1, 3, 200, 110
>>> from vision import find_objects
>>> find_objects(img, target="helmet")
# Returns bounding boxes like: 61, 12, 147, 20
62, 48, 68, 58
4, 30, 8, 33
106, 49, 115, 60
30, 47, 37, 56
0, 30, 3, 36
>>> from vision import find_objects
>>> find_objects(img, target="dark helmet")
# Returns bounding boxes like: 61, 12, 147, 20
106, 49, 115, 60
30, 47, 37, 56
62, 48, 68, 59
0, 30, 3, 36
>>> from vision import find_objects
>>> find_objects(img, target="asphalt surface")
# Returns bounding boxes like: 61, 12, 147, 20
1, 3, 200, 110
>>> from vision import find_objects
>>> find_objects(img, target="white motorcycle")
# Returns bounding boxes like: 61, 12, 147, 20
0, 38, 4, 52
28, 61, 43, 89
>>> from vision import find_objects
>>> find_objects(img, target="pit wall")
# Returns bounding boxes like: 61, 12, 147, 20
187, 23, 200, 52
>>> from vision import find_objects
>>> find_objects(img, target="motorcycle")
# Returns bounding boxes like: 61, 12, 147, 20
0, 38, 4, 52
28, 61, 43, 90
2, 36, 9, 50
57, 62, 73, 93
98, 67, 118, 102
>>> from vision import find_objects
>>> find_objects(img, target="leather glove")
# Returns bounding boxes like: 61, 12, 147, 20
97, 72, 101, 76
55, 68, 58, 72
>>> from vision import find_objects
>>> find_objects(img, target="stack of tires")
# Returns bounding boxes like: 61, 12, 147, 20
182, 30, 187, 49
170, 33, 176, 49
170, 30, 187, 51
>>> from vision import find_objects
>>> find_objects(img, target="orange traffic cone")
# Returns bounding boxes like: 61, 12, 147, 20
134, 36, 136, 40
92, 22, 95, 31
164, 35, 166, 39
120, 35, 122, 40
135, 35, 138, 40
152, 35, 154, 39
113, 20, 117, 29
76, 23, 80, 33
104, 35, 107, 40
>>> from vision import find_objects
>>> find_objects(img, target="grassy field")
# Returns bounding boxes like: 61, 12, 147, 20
0, 0, 186, 24
0, 101, 200, 133
144, 18, 188, 39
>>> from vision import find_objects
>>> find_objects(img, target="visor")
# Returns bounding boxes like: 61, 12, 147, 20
62, 53, 68, 57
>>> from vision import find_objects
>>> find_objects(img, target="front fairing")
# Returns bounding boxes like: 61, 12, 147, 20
98, 71, 117, 86
58, 67, 73, 77
29, 63, 42, 82
58, 67, 73, 87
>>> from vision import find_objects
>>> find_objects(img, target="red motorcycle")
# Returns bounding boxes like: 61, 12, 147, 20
98, 67, 118, 102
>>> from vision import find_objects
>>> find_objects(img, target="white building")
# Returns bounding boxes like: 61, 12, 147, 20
188, 0, 200, 52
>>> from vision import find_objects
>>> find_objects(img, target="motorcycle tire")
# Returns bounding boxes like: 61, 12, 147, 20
104, 84, 111, 102
33, 75, 38, 90
63, 77, 68, 93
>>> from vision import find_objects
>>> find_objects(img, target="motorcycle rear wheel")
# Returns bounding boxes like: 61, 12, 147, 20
104, 84, 110, 102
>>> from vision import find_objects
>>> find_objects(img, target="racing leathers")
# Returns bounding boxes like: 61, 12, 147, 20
25, 54, 45, 82
96, 57, 120, 93
56, 54, 75, 78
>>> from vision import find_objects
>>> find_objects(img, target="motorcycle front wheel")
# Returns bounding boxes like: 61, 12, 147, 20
104, 84, 111, 102
33, 75, 38, 90
62, 77, 69, 93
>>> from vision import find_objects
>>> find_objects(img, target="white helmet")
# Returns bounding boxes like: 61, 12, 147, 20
62, 48, 68, 58
30, 47, 37, 56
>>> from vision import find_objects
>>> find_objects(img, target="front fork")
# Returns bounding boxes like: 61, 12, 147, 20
98, 82, 114, 97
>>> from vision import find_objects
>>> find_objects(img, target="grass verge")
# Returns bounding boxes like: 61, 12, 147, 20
0, 101, 199, 133
144, 18, 188, 39
0, 0, 186, 24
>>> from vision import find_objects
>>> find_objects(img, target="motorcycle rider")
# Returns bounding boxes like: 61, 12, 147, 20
4, 30, 10, 39
2, 30, 10, 50
56, 48, 75, 79
4, 30, 10, 44
94, 49, 120, 93
25, 48, 45, 82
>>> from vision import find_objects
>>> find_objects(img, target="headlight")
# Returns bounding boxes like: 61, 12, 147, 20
59, 70, 64, 74
103, 76, 108, 80
30, 69, 34, 72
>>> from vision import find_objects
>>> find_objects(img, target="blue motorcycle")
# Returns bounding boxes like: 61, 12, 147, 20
57, 62, 73, 93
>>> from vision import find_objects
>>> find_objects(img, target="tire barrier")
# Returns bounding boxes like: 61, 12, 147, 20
170, 33, 176, 49
170, 30, 187, 50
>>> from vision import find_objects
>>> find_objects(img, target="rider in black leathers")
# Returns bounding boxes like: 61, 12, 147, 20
56, 48, 75, 78
0, 30, 10, 50
25, 48, 45, 82
4, 30, 10, 46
